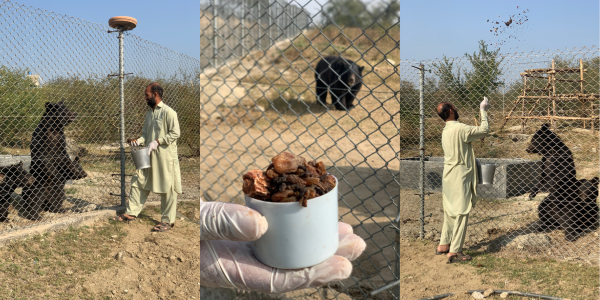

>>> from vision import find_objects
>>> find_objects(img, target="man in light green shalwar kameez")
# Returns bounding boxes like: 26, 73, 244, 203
113, 83, 182, 232
435, 98, 490, 263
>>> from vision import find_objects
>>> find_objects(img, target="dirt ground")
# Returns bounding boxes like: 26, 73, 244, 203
399, 238, 599, 300
0, 200, 200, 300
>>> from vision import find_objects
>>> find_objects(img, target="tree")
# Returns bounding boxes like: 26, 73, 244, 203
321, 0, 371, 28
463, 40, 504, 104
370, 0, 400, 27
431, 56, 467, 101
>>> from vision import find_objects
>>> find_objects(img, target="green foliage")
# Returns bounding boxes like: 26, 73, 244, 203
0, 66, 199, 156
322, 0, 399, 28
431, 40, 504, 105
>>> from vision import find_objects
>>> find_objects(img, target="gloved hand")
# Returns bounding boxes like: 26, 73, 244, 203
480, 97, 490, 111
200, 198, 367, 294
126, 138, 139, 147
147, 140, 159, 156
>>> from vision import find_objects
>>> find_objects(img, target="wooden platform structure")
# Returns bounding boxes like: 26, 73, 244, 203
499, 59, 599, 133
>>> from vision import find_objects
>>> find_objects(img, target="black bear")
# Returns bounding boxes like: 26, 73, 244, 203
315, 56, 364, 111
22, 101, 81, 219
526, 123, 599, 241
42, 156, 88, 213
0, 162, 34, 222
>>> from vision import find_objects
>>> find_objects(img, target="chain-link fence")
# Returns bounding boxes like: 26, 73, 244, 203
400, 46, 600, 265
0, 0, 200, 233
200, 0, 400, 299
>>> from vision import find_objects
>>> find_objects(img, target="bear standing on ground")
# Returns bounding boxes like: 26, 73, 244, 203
526, 123, 599, 241
315, 56, 364, 111
22, 101, 86, 220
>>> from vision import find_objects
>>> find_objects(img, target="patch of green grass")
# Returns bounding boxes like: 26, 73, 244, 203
465, 251, 599, 299
0, 223, 127, 299
65, 187, 77, 195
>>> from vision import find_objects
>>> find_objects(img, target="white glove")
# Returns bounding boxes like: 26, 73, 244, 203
480, 97, 490, 111
200, 198, 367, 294
130, 140, 140, 147
147, 140, 159, 156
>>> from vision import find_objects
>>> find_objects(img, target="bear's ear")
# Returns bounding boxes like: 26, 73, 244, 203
45, 102, 52, 109
359, 66, 364, 72
74, 156, 80, 162
541, 123, 550, 130
593, 177, 600, 185
18, 161, 23, 167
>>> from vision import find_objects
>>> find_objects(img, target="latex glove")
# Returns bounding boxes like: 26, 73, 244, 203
147, 140, 159, 156
480, 97, 490, 111
200, 198, 367, 294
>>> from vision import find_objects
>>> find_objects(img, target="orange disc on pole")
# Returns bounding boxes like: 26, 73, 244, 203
108, 16, 137, 31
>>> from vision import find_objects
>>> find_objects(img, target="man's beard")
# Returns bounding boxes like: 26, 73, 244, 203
147, 96, 156, 108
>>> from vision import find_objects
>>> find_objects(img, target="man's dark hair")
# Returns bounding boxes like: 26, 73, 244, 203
437, 103, 454, 121
148, 83, 163, 99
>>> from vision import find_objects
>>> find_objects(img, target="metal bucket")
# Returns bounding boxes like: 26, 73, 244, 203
131, 146, 151, 170
476, 159, 496, 185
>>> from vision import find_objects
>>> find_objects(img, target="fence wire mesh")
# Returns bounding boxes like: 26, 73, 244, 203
399, 46, 600, 265
200, 0, 400, 299
0, 0, 200, 232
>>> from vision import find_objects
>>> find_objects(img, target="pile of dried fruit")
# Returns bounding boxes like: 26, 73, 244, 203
242, 152, 336, 207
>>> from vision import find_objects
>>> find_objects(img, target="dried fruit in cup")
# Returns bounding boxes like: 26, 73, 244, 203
243, 152, 336, 207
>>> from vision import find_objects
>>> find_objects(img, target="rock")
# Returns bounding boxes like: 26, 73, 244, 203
592, 148, 597, 153
483, 289, 494, 297
124, 289, 128, 294
471, 292, 485, 299
425, 231, 435, 240
386, 58, 396, 66
111, 235, 118, 239
255, 105, 266, 112
210, 113, 223, 122
500, 292, 509, 298
506, 233, 551, 251
200, 112, 209, 121
178, 257, 184, 262
508, 134, 530, 142
115, 252, 124, 261
65, 270, 73, 275
169, 256, 176, 262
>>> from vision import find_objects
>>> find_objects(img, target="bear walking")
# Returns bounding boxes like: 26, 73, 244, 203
23, 101, 86, 220
526, 123, 599, 241
315, 56, 364, 111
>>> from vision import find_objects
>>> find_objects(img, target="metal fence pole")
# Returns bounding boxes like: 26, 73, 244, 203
213, 0, 218, 67
118, 28, 126, 207
418, 63, 425, 239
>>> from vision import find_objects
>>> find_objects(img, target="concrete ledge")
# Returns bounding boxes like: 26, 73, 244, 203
0, 208, 118, 247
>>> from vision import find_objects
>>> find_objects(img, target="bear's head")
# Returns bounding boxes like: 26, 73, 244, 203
579, 177, 599, 203
0, 161, 35, 190
43, 101, 77, 129
333, 58, 364, 87
526, 123, 569, 156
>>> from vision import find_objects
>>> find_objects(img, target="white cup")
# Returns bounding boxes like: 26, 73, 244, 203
245, 177, 339, 269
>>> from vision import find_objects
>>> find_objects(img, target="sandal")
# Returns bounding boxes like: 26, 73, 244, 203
435, 245, 450, 255
112, 214, 136, 223
152, 222, 174, 232
446, 253, 472, 264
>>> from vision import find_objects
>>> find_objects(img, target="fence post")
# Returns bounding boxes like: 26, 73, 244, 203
118, 28, 126, 207
213, 0, 218, 67
418, 63, 425, 239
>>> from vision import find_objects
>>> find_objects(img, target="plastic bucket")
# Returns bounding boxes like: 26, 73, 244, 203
131, 147, 151, 170
245, 177, 339, 269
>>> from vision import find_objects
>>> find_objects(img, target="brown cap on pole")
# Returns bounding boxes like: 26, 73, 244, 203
108, 16, 137, 31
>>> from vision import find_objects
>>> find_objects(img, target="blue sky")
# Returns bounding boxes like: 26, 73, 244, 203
12, 0, 200, 60
400, 0, 599, 61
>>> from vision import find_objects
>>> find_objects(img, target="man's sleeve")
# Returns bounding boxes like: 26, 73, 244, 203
137, 113, 148, 146
159, 109, 180, 145
462, 111, 489, 143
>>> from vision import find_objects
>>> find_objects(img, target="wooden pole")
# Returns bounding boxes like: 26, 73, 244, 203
551, 60, 556, 128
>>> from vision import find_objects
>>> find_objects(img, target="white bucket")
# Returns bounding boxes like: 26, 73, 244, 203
245, 177, 339, 269
131, 146, 151, 170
